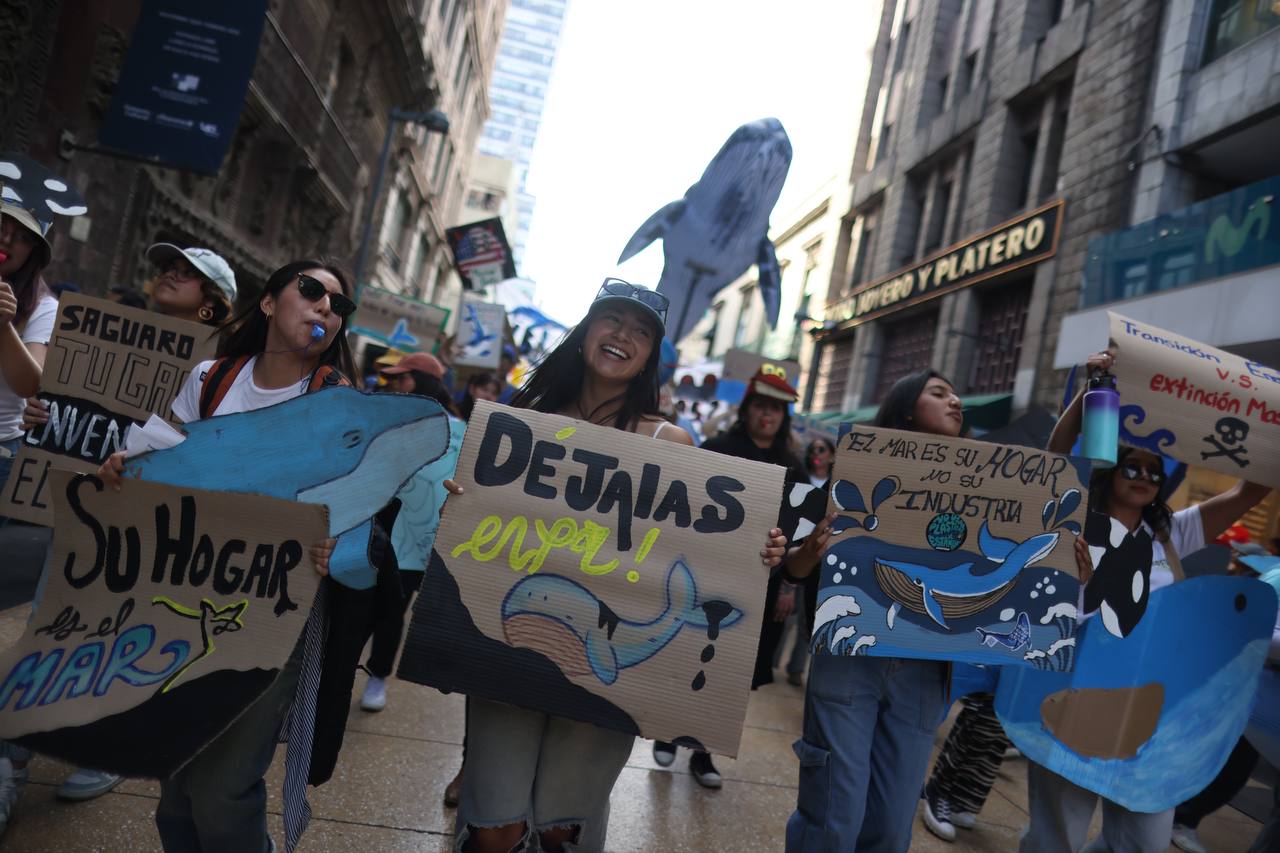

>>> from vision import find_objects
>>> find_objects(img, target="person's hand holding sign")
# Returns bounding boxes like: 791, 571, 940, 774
0, 280, 18, 325
311, 539, 335, 576
762, 527, 787, 568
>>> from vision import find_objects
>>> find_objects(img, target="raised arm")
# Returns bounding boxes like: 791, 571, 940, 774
1196, 481, 1274, 544
1047, 349, 1115, 454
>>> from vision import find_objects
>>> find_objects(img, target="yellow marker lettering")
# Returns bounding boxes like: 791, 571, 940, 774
635, 527, 661, 564
574, 520, 620, 575
555, 426, 577, 440
451, 515, 505, 560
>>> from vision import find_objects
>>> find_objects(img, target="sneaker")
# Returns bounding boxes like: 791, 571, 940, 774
787, 670, 804, 686
1171, 823, 1208, 853
57, 768, 123, 801
652, 740, 676, 767
360, 676, 388, 712
689, 751, 722, 789
922, 791, 957, 842
952, 809, 977, 830
443, 768, 462, 808
0, 758, 28, 835
1003, 745, 1022, 760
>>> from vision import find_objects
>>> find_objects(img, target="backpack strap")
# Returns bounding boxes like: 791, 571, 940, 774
308, 365, 351, 392
198, 356, 252, 420
1158, 530, 1186, 582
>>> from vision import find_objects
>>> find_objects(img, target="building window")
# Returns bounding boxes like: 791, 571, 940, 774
924, 180, 952, 256
960, 51, 978, 95
1014, 125, 1039, 211
969, 284, 1031, 394
1204, 0, 1280, 65
815, 336, 856, 413
874, 311, 938, 401
938, 73, 951, 110
894, 21, 912, 72
445, 0, 464, 45
850, 224, 874, 289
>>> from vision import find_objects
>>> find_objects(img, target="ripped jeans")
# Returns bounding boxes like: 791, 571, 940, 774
456, 697, 634, 852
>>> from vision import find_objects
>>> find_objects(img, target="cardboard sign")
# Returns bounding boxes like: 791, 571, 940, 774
811, 425, 1088, 669
454, 298, 506, 370
1, 294, 215, 525
995, 575, 1276, 812
349, 286, 450, 354
1111, 312, 1280, 487
0, 471, 326, 778
398, 401, 786, 756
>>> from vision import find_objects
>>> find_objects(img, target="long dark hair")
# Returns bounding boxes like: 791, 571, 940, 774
804, 437, 836, 476
215, 259, 356, 379
874, 369, 953, 431
459, 371, 500, 421
7, 229, 51, 328
728, 391, 795, 462
511, 304, 661, 429
1088, 445, 1173, 539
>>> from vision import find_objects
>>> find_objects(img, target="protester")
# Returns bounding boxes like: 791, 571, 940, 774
920, 692, 1011, 841
457, 370, 501, 421
1016, 349, 1274, 852
361, 352, 464, 714
783, 369, 965, 852
97, 259, 382, 853
106, 285, 148, 309
444, 278, 787, 853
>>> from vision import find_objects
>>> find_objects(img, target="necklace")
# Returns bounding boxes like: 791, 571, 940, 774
576, 392, 626, 425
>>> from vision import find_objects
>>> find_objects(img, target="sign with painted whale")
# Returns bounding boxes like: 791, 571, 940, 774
0, 293, 216, 525
1111, 312, 1280, 487
349, 285, 451, 354
811, 425, 1089, 669
454, 298, 506, 370
397, 401, 786, 756
0, 470, 326, 778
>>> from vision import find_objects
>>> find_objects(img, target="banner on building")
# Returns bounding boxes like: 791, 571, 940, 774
1110, 312, 1280, 487
810, 425, 1088, 670
0, 471, 326, 778
98, 0, 268, 174
446, 218, 517, 291
454, 298, 507, 370
398, 401, 786, 756
0, 294, 216, 525
349, 286, 450, 354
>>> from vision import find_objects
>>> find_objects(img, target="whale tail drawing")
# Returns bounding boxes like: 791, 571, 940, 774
664, 558, 743, 633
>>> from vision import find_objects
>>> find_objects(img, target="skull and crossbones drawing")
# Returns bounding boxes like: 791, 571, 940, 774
1202, 416, 1250, 467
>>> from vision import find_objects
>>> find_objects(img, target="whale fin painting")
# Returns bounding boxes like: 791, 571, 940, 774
456, 299, 507, 369
397, 402, 785, 757
995, 575, 1276, 812
125, 387, 451, 589
812, 425, 1087, 669
618, 118, 792, 340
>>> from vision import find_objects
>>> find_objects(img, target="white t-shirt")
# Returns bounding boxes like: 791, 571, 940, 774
1080, 504, 1204, 623
0, 294, 58, 441
171, 357, 309, 423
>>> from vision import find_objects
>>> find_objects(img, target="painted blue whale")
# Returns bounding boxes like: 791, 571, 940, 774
500, 559, 742, 686
874, 523, 1060, 627
124, 387, 450, 590
618, 118, 792, 339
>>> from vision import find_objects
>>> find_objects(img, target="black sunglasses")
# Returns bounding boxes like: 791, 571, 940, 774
297, 273, 356, 318
1119, 462, 1165, 485
596, 277, 669, 323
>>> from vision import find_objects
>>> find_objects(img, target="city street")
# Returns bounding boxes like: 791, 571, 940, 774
0, 601, 1264, 852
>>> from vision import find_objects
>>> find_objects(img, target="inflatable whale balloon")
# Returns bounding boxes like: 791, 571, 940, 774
618, 118, 792, 340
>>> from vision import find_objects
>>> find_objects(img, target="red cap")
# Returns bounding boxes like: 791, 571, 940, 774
381, 352, 445, 379
746, 364, 798, 403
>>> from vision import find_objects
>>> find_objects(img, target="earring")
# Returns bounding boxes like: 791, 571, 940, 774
198, 306, 214, 322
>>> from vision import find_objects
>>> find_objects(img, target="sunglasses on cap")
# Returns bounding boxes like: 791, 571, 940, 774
1119, 462, 1165, 485
596, 277, 669, 324
297, 273, 356, 318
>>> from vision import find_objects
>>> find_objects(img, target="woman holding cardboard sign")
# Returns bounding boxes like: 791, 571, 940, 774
97, 259, 369, 853
446, 278, 787, 853
1010, 351, 1273, 853
782, 369, 965, 853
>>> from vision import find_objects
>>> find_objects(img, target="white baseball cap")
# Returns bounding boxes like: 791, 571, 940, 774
146, 243, 237, 303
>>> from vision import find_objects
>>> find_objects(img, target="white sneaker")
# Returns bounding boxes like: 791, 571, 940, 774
360, 676, 388, 711
1171, 823, 1208, 853
57, 768, 123, 801
922, 792, 957, 843
652, 740, 676, 767
0, 758, 28, 835
952, 809, 977, 830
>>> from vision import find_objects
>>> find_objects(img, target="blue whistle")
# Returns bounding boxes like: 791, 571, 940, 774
310, 323, 326, 341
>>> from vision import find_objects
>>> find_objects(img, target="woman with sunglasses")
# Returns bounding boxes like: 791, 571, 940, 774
1016, 349, 1274, 852
448, 278, 787, 853
98, 260, 361, 853
783, 369, 966, 853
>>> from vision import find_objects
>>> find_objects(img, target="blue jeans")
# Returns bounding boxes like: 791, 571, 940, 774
787, 654, 949, 853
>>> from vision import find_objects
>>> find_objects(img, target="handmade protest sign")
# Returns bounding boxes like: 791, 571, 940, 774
0, 471, 326, 778
995, 574, 1275, 812
811, 425, 1089, 669
1111, 312, 1280, 487
349, 285, 451, 353
398, 401, 786, 756
455, 298, 506, 370
0, 294, 215, 524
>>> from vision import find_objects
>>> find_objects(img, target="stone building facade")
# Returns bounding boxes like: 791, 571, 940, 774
812, 0, 1167, 422
3, 0, 503, 324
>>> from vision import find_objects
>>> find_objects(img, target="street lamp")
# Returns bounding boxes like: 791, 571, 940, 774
353, 107, 450, 285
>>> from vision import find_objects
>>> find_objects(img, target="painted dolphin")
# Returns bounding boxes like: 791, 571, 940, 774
500, 559, 742, 686
874, 524, 1060, 628
463, 302, 496, 358
976, 612, 1032, 650
124, 387, 450, 590
618, 118, 793, 339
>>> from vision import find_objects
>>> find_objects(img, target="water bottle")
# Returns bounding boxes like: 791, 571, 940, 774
1081, 371, 1119, 467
